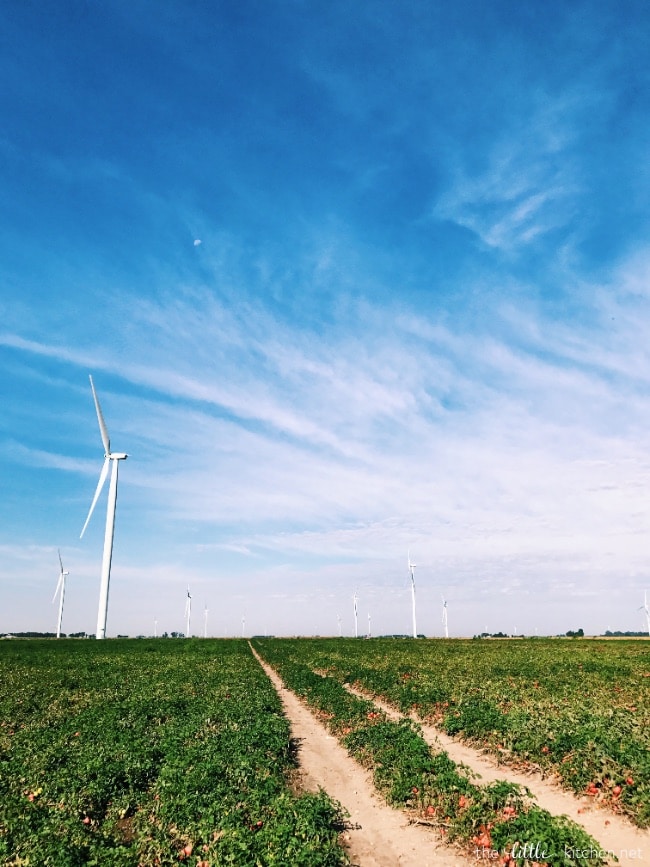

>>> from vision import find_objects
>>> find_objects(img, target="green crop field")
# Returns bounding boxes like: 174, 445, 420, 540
0, 639, 348, 866
1, 636, 648, 866
255, 637, 650, 829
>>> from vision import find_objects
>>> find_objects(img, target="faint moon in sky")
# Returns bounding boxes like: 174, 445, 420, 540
193, 239, 202, 246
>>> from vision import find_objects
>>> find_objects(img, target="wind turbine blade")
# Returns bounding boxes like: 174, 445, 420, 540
58, 548, 64, 572
89, 375, 111, 455
52, 573, 63, 603
80, 457, 110, 538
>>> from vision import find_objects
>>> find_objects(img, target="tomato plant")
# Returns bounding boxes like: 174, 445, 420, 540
0, 639, 349, 865
254, 639, 608, 865
256, 637, 650, 827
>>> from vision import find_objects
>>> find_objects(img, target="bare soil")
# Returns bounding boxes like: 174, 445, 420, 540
252, 647, 472, 867
345, 684, 650, 865
251, 644, 649, 866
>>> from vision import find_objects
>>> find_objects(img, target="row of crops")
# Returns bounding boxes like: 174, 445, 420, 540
0, 639, 348, 866
255, 638, 650, 830
255, 639, 636, 867
2, 637, 648, 865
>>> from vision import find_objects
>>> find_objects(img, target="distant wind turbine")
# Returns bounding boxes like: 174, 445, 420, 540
442, 595, 449, 638
408, 551, 417, 638
337, 613, 342, 637
640, 592, 650, 636
204, 604, 208, 638
367, 612, 371, 638
353, 591, 359, 638
80, 375, 128, 640
185, 588, 192, 637
52, 549, 69, 639
241, 615, 245, 638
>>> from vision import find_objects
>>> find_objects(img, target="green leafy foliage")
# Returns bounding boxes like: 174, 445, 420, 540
0, 639, 348, 866
256, 637, 650, 828
254, 640, 609, 865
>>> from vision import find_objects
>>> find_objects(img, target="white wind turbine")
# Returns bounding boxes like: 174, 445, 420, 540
640, 592, 650, 636
441, 595, 449, 638
80, 375, 128, 640
204, 604, 208, 638
337, 613, 342, 637
408, 552, 417, 638
52, 549, 69, 639
367, 611, 371, 638
185, 587, 192, 637
353, 591, 359, 638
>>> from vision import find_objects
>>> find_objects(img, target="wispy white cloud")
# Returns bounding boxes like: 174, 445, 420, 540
7, 259, 650, 520
3, 0, 650, 640
4, 440, 93, 474
8, 257, 650, 616
432, 89, 590, 253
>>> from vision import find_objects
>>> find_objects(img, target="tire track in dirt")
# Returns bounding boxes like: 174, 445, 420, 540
344, 684, 650, 865
251, 646, 472, 867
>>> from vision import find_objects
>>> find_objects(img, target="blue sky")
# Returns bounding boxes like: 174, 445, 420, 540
2, 0, 650, 637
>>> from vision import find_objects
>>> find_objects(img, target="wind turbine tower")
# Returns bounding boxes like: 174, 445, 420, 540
353, 591, 359, 638
640, 592, 650, 636
80, 375, 128, 640
442, 596, 449, 639
52, 550, 69, 639
408, 552, 417, 638
204, 604, 208, 638
185, 587, 192, 637
367, 612, 371, 638
337, 613, 342, 637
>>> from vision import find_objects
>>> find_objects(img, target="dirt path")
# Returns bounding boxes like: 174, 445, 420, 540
344, 684, 650, 865
251, 647, 472, 867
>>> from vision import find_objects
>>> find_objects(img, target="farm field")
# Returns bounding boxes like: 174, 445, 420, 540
256, 639, 647, 866
255, 638, 650, 829
2, 637, 648, 867
0, 639, 348, 866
